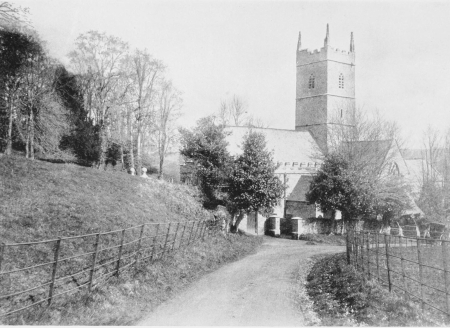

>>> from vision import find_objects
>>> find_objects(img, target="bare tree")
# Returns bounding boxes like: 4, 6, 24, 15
16, 49, 57, 159
245, 114, 269, 128
125, 49, 165, 175
217, 100, 230, 125
68, 31, 129, 168
216, 95, 248, 126
0, 2, 30, 28
327, 107, 403, 174
153, 80, 182, 179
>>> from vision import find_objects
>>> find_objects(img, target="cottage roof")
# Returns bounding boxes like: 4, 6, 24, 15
224, 126, 318, 163
287, 175, 313, 202
341, 139, 392, 171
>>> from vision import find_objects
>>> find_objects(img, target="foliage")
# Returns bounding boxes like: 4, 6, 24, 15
55, 66, 101, 165
0, 28, 42, 153
180, 116, 232, 207
228, 131, 284, 229
306, 153, 375, 219
306, 254, 431, 326
307, 153, 410, 224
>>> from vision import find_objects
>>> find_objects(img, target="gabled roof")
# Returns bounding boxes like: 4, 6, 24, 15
287, 175, 313, 202
341, 139, 393, 170
224, 126, 319, 163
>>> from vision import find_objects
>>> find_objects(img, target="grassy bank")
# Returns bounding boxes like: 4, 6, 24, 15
1, 232, 262, 325
0, 155, 209, 244
305, 253, 437, 326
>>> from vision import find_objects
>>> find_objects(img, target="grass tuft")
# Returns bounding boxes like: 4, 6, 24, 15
1, 233, 262, 325
306, 253, 437, 326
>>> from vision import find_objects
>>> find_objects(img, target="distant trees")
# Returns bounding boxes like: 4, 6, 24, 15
216, 95, 268, 128
0, 17, 182, 178
68, 31, 129, 167
0, 27, 71, 160
416, 126, 450, 223
67, 31, 182, 173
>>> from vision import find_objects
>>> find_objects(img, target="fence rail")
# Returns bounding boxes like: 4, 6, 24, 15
0, 218, 219, 319
347, 229, 450, 322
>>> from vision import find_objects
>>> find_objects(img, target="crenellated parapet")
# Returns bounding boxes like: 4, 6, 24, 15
296, 24, 355, 66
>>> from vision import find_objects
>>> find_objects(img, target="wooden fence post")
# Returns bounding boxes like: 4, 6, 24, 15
193, 220, 201, 241
346, 231, 351, 265
134, 224, 145, 271
162, 223, 172, 258
188, 221, 195, 245
0, 242, 5, 273
376, 232, 380, 283
88, 233, 100, 292
417, 236, 425, 311
48, 238, 62, 305
399, 235, 408, 299
151, 224, 160, 261
360, 231, 365, 272
179, 222, 187, 248
355, 229, 359, 270
202, 220, 208, 240
384, 234, 392, 292
441, 240, 450, 321
115, 229, 126, 277
172, 222, 180, 251
366, 232, 371, 279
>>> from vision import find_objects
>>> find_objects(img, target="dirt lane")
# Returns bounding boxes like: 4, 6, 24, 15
137, 236, 344, 326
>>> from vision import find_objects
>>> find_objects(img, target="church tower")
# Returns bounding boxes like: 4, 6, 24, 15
295, 25, 355, 152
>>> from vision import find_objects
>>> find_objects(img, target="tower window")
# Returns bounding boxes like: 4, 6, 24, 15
308, 74, 315, 89
339, 73, 344, 89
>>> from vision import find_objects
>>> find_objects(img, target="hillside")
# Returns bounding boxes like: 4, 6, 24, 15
0, 155, 209, 244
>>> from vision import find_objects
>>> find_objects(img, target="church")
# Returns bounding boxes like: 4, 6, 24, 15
224, 25, 422, 234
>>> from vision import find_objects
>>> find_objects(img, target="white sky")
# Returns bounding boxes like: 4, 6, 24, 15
11, 0, 450, 148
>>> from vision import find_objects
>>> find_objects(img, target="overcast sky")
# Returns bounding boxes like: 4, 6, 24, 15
12, 0, 450, 148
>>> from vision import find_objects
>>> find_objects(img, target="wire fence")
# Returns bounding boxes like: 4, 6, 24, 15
0, 218, 220, 319
347, 229, 450, 323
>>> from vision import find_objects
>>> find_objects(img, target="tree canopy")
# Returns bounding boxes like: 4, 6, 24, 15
180, 116, 232, 207
228, 131, 284, 231
306, 153, 411, 226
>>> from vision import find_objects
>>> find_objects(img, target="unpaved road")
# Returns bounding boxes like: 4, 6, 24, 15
138, 236, 344, 326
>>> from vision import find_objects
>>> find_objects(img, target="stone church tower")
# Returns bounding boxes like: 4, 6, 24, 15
295, 24, 356, 152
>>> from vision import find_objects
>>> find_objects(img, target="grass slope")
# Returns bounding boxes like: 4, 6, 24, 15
0, 155, 209, 243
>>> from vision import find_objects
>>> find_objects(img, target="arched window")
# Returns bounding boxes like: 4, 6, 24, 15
308, 74, 315, 89
339, 73, 344, 89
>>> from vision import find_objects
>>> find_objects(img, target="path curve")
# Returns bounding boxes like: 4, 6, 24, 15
137, 236, 344, 326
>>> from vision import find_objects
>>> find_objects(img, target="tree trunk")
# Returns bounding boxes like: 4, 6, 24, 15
255, 208, 259, 235
129, 133, 135, 172
98, 125, 108, 169
29, 109, 35, 160
25, 115, 30, 159
136, 128, 142, 176
120, 144, 124, 171
230, 210, 245, 233
158, 131, 166, 179
5, 99, 13, 155
159, 155, 164, 180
